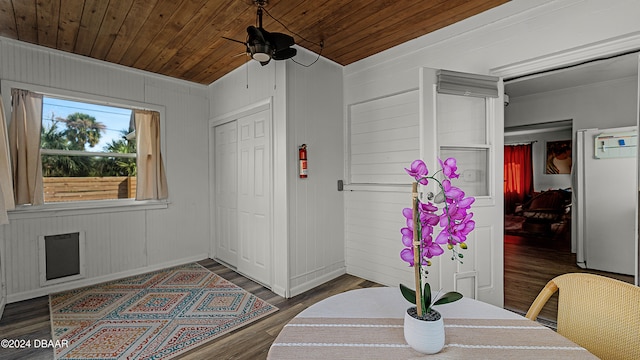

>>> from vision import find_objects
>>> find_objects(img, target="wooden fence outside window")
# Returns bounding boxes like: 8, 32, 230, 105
43, 177, 137, 202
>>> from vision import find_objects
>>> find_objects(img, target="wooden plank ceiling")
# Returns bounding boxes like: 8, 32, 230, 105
0, 0, 509, 85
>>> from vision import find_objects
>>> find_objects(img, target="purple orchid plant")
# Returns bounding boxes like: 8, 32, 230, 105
400, 158, 475, 318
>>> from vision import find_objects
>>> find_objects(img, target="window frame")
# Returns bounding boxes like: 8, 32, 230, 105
1, 81, 169, 217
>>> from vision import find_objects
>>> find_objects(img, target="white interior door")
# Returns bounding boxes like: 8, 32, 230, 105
214, 121, 238, 266
421, 68, 504, 306
237, 109, 272, 286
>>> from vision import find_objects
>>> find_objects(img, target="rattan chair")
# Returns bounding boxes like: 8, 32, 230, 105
526, 273, 640, 360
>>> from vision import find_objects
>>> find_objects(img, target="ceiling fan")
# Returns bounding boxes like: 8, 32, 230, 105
224, 1, 297, 66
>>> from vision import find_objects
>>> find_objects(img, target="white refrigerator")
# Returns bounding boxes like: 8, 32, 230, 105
573, 127, 637, 275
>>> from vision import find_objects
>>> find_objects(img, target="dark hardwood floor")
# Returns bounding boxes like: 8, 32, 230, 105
0, 238, 635, 360
504, 219, 634, 322
0, 259, 382, 360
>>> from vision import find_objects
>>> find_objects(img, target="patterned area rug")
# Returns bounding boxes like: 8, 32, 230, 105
49, 263, 278, 359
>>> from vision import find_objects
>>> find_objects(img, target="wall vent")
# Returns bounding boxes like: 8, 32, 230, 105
39, 231, 85, 286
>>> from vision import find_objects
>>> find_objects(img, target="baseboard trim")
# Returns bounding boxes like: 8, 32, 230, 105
7, 254, 209, 303
289, 267, 346, 298
0, 297, 5, 319
271, 284, 287, 298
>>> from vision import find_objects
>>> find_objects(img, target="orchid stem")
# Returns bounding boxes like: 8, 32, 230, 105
411, 182, 423, 317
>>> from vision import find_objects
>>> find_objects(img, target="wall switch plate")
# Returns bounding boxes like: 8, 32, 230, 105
337, 180, 344, 191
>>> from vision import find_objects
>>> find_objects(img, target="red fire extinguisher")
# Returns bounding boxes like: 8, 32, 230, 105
299, 144, 308, 178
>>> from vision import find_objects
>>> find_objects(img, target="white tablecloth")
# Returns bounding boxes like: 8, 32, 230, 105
268, 287, 599, 360
297, 287, 523, 320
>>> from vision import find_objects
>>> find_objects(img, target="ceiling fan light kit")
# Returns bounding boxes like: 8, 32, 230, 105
250, 45, 273, 63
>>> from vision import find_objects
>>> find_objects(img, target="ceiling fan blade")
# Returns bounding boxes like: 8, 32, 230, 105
222, 36, 246, 45
269, 32, 295, 50
273, 47, 297, 60
247, 26, 268, 44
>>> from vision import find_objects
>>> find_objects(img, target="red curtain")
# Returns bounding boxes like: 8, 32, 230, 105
504, 144, 533, 214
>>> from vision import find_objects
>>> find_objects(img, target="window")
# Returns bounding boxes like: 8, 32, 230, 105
437, 93, 490, 197
2, 80, 168, 214
435, 70, 499, 199
40, 97, 136, 203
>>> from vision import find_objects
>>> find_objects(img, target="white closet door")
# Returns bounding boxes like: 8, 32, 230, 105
214, 121, 238, 266
237, 109, 272, 285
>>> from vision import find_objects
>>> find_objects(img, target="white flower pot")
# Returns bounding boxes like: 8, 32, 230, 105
403, 307, 445, 354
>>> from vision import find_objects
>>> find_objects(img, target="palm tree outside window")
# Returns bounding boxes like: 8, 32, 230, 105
39, 96, 136, 202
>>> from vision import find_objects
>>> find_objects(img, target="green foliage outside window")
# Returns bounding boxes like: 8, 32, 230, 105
41, 112, 136, 177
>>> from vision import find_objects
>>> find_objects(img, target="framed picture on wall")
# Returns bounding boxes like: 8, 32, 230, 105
545, 140, 572, 174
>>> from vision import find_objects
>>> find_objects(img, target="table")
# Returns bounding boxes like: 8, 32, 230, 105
267, 287, 598, 359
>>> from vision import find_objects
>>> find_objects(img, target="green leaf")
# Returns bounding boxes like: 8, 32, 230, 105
423, 282, 431, 313
399, 284, 416, 304
433, 291, 463, 305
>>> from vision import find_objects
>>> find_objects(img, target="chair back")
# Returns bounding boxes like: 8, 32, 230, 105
526, 273, 640, 360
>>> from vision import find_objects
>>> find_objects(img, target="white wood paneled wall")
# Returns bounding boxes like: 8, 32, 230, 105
0, 38, 210, 303
4, 214, 146, 299
3, 0, 640, 306
349, 90, 419, 184
286, 50, 345, 296
209, 61, 290, 295
208, 48, 345, 297
342, 0, 640, 305
506, 77, 638, 130
345, 189, 413, 287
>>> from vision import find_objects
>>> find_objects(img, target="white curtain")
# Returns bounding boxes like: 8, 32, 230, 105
135, 110, 168, 200
9, 89, 44, 206
0, 99, 15, 224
